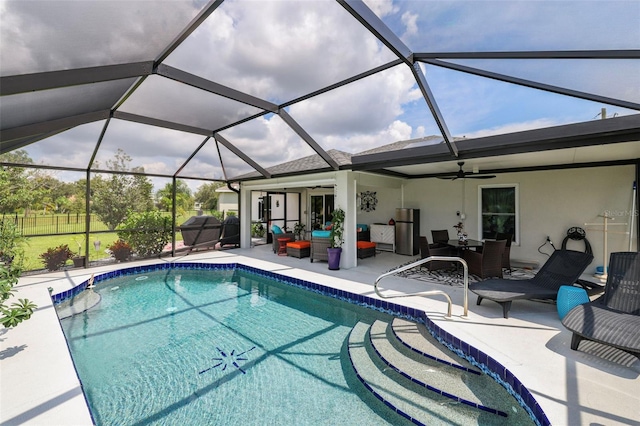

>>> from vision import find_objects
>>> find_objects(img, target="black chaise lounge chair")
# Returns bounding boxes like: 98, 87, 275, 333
469, 249, 594, 318
562, 252, 640, 358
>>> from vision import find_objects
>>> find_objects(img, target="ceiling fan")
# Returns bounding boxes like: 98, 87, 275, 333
437, 161, 496, 180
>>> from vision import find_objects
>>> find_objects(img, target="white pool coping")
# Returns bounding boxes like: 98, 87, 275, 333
1, 246, 639, 425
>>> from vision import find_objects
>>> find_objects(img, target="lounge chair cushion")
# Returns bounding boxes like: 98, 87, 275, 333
312, 230, 331, 238
562, 303, 640, 355
271, 225, 284, 234
470, 249, 593, 318
561, 251, 640, 357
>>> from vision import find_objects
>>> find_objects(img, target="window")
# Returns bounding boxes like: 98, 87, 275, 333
479, 184, 518, 244
310, 193, 334, 230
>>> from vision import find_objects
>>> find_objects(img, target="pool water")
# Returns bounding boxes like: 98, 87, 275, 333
60, 268, 407, 426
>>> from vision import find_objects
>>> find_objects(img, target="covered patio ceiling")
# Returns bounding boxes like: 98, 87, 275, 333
1, 0, 639, 184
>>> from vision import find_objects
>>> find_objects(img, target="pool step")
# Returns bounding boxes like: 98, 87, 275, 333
348, 320, 519, 425
391, 318, 481, 375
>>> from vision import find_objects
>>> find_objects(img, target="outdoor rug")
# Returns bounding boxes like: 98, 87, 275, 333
389, 258, 536, 287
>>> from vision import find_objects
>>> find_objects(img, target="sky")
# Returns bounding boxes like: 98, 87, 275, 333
1, 0, 638, 192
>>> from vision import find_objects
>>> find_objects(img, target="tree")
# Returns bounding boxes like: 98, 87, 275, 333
91, 150, 155, 230
156, 180, 193, 215
68, 179, 88, 214
195, 182, 224, 213
31, 174, 74, 213
0, 150, 43, 214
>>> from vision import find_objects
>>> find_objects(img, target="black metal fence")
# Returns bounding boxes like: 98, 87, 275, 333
1, 213, 111, 237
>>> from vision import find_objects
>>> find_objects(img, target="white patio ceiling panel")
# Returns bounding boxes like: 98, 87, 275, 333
389, 140, 640, 178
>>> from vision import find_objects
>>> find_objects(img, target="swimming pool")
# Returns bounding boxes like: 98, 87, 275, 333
54, 263, 545, 425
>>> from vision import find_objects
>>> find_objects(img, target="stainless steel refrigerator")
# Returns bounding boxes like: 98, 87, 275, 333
395, 208, 420, 255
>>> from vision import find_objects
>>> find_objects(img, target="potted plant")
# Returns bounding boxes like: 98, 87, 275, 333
327, 207, 345, 270
251, 222, 265, 238
453, 222, 467, 243
293, 222, 306, 241
40, 244, 74, 271
72, 239, 86, 268
107, 239, 132, 262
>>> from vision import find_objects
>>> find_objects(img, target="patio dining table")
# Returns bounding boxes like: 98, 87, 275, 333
445, 239, 484, 250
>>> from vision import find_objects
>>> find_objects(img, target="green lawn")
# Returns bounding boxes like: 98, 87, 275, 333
21, 233, 120, 271
15, 211, 198, 271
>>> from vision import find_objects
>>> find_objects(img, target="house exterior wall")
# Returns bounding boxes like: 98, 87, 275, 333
402, 165, 636, 272
218, 191, 238, 216
240, 165, 636, 272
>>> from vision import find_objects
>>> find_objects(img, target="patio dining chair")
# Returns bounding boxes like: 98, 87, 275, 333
495, 232, 513, 272
419, 236, 453, 271
462, 239, 506, 279
431, 229, 450, 245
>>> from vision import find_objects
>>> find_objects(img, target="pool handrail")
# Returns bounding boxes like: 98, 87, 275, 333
374, 256, 469, 319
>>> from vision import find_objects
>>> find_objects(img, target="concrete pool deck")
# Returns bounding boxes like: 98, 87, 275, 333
1, 246, 639, 425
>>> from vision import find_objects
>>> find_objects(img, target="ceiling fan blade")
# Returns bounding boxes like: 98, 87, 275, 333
466, 174, 496, 179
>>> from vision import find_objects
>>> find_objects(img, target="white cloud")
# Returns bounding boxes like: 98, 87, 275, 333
322, 119, 413, 154
362, 0, 398, 18
401, 11, 418, 39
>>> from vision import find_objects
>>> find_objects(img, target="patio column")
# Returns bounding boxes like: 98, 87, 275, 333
239, 183, 252, 249
334, 171, 357, 269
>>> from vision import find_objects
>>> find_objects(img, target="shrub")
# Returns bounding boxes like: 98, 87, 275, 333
39, 244, 74, 271
1, 219, 36, 328
117, 211, 171, 257
107, 239, 132, 262
210, 210, 224, 221
0, 219, 24, 265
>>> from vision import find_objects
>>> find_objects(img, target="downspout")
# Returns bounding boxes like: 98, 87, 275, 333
227, 182, 239, 194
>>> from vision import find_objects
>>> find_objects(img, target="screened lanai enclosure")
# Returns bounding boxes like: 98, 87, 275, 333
1, 0, 639, 270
